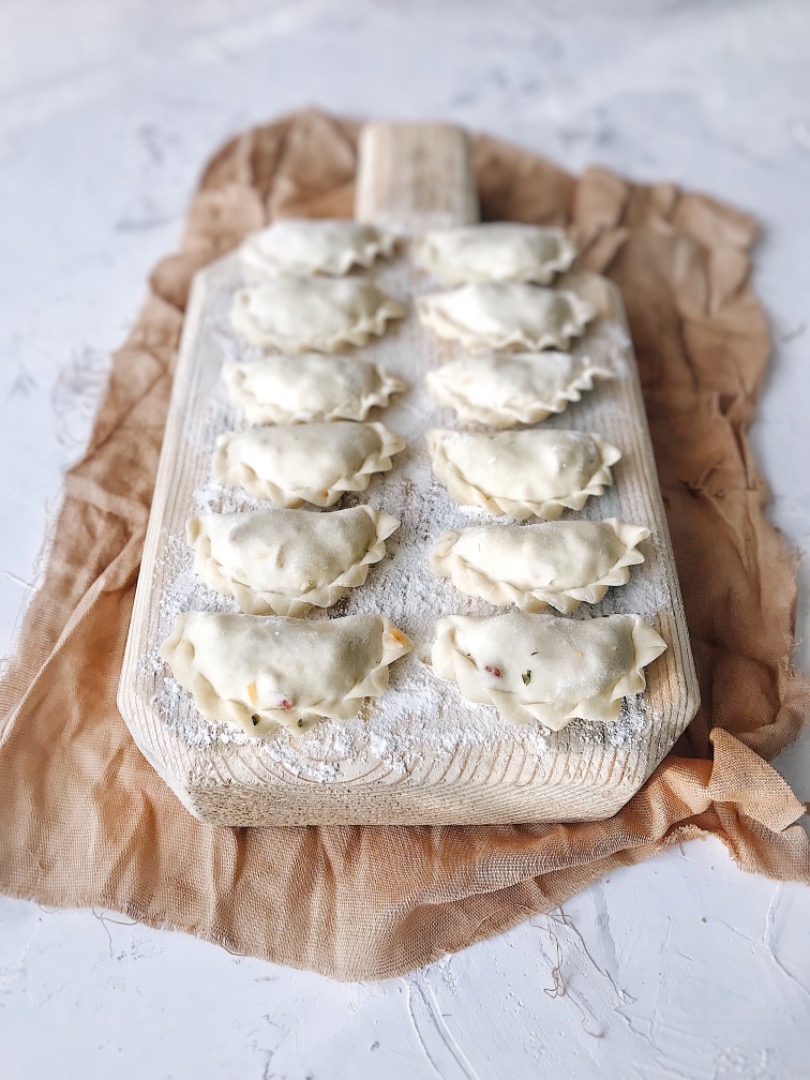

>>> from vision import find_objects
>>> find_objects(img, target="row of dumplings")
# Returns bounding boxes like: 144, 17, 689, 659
162, 222, 413, 736
161, 220, 666, 739
414, 224, 667, 730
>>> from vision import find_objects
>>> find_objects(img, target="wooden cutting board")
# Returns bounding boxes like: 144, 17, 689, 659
117, 121, 699, 826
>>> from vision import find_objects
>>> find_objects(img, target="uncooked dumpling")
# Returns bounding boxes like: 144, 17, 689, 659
426, 428, 620, 520
241, 219, 396, 278
416, 224, 576, 285
431, 612, 666, 730
187, 505, 400, 616
231, 277, 404, 353
426, 349, 611, 428
213, 421, 406, 507
431, 519, 649, 614
223, 353, 405, 425
417, 283, 594, 351
161, 611, 413, 736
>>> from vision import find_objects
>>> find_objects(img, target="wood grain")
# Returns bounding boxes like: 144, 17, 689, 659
118, 122, 699, 825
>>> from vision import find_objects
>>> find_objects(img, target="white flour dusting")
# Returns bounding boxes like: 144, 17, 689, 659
137, 248, 673, 784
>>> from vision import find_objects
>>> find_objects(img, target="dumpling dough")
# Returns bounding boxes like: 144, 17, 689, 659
161, 611, 413, 736
416, 224, 576, 285
431, 519, 649, 614
241, 219, 396, 278
223, 353, 405, 425
427, 428, 620, 520
231, 277, 404, 353
431, 612, 667, 730
417, 283, 594, 351
426, 349, 611, 428
213, 421, 406, 507
187, 505, 400, 616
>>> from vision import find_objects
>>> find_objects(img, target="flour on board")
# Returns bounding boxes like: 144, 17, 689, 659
139, 249, 671, 782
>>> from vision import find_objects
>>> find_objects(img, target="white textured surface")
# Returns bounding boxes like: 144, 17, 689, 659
1, 1, 808, 1076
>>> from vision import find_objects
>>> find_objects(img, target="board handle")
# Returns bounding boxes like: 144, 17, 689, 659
355, 121, 480, 230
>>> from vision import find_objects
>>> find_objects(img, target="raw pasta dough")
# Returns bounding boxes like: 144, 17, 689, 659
416, 223, 575, 285
431, 519, 649, 614
213, 421, 406, 507
223, 353, 405, 424
161, 611, 413, 735
241, 219, 396, 277
187, 505, 400, 616
426, 428, 620, 520
432, 612, 667, 730
231, 277, 404, 353
426, 348, 611, 428
417, 283, 594, 351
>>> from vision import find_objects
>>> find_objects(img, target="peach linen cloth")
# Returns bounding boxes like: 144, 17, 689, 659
1, 110, 808, 980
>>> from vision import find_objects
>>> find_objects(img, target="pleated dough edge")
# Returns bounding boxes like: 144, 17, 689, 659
240, 226, 398, 279
425, 355, 613, 428
430, 613, 667, 731
425, 429, 622, 521
230, 287, 405, 354
415, 288, 595, 352
186, 507, 400, 616
212, 422, 407, 508
159, 611, 413, 737
415, 227, 576, 285
430, 519, 651, 613
222, 359, 406, 425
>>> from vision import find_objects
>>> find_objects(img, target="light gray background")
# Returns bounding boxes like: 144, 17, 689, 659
1, 2, 808, 1077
